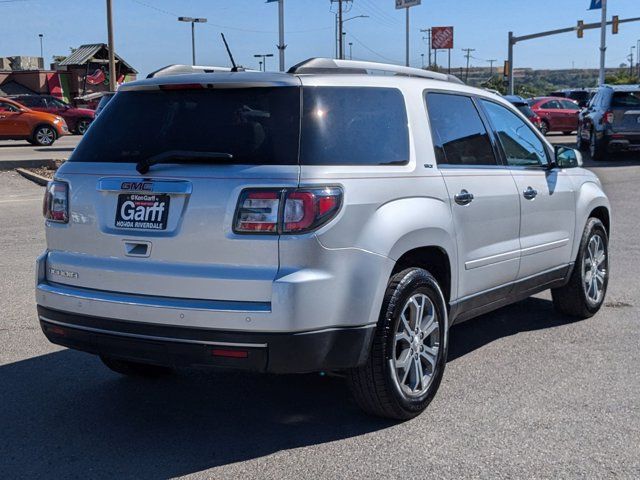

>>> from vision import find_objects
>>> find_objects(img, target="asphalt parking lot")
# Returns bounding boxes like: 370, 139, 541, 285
1, 135, 638, 479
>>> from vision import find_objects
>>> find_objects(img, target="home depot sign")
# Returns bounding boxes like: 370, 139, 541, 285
431, 26, 454, 50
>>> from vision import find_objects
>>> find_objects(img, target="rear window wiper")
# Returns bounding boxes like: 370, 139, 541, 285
136, 150, 234, 174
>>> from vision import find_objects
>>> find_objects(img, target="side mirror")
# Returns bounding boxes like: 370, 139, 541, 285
555, 146, 583, 168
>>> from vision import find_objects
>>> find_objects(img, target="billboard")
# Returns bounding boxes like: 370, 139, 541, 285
431, 26, 454, 50
395, 0, 421, 9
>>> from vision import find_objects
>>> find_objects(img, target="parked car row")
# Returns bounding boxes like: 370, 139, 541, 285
0, 92, 117, 145
0, 97, 70, 146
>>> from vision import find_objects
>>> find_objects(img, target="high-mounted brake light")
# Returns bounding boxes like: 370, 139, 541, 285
159, 83, 205, 91
43, 180, 69, 223
233, 187, 342, 235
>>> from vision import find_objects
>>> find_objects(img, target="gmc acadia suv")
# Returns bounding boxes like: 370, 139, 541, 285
36, 59, 611, 420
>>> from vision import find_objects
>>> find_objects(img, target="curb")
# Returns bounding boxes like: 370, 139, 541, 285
15, 168, 50, 186
0, 159, 57, 171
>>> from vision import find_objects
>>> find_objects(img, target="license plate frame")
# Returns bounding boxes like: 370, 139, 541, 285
115, 193, 170, 230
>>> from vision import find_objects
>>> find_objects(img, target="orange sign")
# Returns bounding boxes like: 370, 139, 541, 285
431, 27, 454, 50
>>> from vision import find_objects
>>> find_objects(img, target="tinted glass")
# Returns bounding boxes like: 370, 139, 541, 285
612, 91, 640, 108
481, 100, 547, 167
515, 104, 535, 118
560, 100, 580, 110
70, 87, 301, 165
15, 96, 41, 107
541, 100, 561, 109
0, 101, 18, 112
46, 97, 67, 108
300, 87, 409, 165
426, 93, 497, 166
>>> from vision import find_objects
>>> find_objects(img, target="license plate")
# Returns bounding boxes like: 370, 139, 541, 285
115, 193, 170, 230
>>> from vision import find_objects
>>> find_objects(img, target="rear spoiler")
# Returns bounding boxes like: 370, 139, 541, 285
147, 64, 259, 79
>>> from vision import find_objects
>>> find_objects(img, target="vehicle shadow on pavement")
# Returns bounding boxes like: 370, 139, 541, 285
0, 297, 582, 478
448, 297, 582, 361
0, 348, 395, 478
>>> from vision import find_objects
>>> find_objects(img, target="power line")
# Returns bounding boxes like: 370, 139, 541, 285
349, 33, 401, 64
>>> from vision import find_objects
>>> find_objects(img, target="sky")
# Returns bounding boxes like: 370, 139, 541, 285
1, 0, 639, 76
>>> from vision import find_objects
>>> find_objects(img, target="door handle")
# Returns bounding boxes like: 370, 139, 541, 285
523, 186, 538, 200
454, 189, 474, 206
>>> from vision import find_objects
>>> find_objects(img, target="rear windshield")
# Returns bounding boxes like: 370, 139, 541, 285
514, 104, 535, 118
611, 91, 640, 108
70, 87, 301, 165
70, 86, 409, 166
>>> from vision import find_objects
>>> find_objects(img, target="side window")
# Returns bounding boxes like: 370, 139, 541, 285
480, 100, 548, 167
541, 100, 560, 109
560, 100, 580, 110
425, 92, 498, 167
0, 102, 17, 112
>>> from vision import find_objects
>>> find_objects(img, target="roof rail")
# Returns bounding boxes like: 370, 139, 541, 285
146, 64, 258, 79
288, 58, 464, 84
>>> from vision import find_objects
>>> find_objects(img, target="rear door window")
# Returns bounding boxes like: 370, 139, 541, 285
560, 100, 580, 110
541, 100, 561, 109
425, 92, 498, 167
300, 87, 409, 165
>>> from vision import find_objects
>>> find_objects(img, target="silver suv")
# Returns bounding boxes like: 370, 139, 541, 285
37, 59, 611, 420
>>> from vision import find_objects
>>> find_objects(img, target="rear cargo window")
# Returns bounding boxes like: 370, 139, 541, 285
300, 87, 409, 165
69, 87, 301, 165
611, 91, 640, 108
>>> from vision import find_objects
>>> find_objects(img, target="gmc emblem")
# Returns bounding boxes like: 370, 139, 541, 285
121, 181, 153, 191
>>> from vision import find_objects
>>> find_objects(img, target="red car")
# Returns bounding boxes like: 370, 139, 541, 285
9, 95, 95, 135
527, 96, 581, 135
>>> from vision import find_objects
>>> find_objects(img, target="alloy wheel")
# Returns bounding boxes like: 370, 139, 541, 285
36, 127, 55, 145
392, 293, 440, 397
582, 233, 606, 304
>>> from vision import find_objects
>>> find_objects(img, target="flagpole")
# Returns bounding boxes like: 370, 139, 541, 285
599, 0, 607, 85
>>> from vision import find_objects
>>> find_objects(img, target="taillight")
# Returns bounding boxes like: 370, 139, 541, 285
233, 187, 342, 235
43, 180, 69, 223
603, 111, 615, 125
283, 187, 342, 233
234, 190, 280, 233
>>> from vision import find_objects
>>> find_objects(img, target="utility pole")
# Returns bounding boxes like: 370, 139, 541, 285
630, 46, 635, 78
487, 59, 496, 77
420, 28, 432, 68
462, 48, 475, 83
405, 7, 410, 66
272, 0, 286, 71
106, 0, 116, 91
598, 0, 607, 85
331, 0, 353, 60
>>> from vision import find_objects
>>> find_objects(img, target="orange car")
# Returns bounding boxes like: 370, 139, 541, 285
0, 97, 69, 146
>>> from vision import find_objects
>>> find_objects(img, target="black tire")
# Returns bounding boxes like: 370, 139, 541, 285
347, 268, 448, 420
75, 118, 91, 135
32, 125, 57, 146
589, 129, 606, 161
576, 126, 587, 150
563, 131, 573, 135
100, 355, 174, 377
552, 218, 609, 318
539, 120, 550, 136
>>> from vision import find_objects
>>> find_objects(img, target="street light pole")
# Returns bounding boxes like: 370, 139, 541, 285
254, 54, 274, 71
341, 15, 368, 60
349, 42, 353, 60
598, 0, 607, 85
38, 34, 44, 62
630, 46, 636, 78
106, 0, 116, 91
178, 17, 208, 65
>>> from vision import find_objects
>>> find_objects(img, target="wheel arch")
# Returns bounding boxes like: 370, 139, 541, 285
572, 180, 611, 260
30, 122, 57, 139
392, 246, 452, 305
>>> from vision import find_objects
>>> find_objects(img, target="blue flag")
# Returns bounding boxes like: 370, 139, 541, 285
589, 0, 602, 10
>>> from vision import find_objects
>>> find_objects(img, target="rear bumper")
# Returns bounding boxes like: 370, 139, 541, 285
607, 138, 640, 152
38, 306, 375, 373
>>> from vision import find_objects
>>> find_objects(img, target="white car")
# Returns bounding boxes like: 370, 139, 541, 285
37, 58, 611, 420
